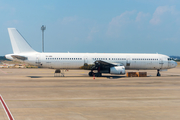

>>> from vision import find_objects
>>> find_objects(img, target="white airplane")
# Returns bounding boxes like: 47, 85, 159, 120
5, 28, 177, 77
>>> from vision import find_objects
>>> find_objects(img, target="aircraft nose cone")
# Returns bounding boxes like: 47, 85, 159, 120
175, 62, 177, 67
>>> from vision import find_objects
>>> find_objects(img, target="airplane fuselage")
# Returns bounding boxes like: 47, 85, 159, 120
6, 52, 177, 70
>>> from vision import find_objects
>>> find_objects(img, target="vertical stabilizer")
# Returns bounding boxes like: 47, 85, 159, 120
8, 28, 37, 54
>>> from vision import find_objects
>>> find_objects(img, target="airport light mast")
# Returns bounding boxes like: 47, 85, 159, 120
41, 25, 46, 52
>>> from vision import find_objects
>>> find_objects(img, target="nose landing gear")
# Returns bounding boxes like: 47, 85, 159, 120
157, 69, 161, 76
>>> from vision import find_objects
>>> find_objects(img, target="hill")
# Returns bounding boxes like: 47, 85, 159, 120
170, 56, 180, 61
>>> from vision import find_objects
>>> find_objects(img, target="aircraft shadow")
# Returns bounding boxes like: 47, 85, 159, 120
27, 75, 127, 79
101, 76, 126, 79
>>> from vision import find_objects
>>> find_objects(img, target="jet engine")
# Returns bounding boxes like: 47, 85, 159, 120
110, 66, 125, 74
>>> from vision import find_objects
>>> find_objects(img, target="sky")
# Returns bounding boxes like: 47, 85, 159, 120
0, 0, 180, 56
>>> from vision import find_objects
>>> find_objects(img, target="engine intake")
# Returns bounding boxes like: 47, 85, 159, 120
110, 66, 125, 74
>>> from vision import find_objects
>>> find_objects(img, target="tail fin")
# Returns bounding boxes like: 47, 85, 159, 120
8, 28, 37, 54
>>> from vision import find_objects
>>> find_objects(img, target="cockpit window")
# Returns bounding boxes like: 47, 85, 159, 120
168, 58, 174, 61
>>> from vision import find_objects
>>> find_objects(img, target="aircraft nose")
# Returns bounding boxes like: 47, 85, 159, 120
169, 61, 177, 68
175, 62, 177, 67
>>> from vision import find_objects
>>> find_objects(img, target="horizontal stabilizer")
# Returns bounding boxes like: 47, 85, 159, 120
11, 55, 27, 60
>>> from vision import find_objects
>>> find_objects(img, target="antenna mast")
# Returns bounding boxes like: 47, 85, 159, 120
41, 25, 46, 52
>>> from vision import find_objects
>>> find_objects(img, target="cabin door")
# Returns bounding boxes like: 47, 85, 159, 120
84, 56, 88, 65
126, 57, 131, 67
159, 58, 164, 69
36, 54, 41, 67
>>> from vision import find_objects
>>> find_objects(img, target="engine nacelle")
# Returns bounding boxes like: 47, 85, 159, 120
110, 66, 125, 74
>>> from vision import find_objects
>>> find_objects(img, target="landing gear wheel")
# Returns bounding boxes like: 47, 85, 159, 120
89, 72, 94, 76
95, 72, 102, 77
157, 70, 161, 76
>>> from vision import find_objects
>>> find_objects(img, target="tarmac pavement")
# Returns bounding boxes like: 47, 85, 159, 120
0, 67, 180, 120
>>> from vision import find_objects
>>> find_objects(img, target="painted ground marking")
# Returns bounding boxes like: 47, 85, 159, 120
0, 95, 14, 120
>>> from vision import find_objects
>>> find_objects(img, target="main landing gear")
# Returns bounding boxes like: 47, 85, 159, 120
89, 61, 103, 77
157, 69, 161, 76
89, 66, 102, 77
89, 71, 102, 77
89, 71, 94, 76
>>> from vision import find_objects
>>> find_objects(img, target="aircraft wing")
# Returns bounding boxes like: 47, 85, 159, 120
94, 60, 116, 67
91, 60, 125, 74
